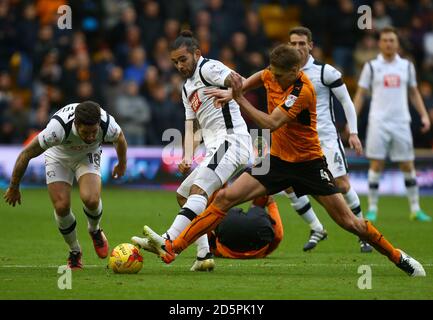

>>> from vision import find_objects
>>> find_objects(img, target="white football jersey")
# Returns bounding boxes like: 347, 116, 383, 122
182, 56, 250, 149
38, 103, 121, 161
302, 55, 344, 142
358, 54, 417, 123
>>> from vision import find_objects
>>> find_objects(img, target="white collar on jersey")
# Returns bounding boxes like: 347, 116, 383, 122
71, 121, 78, 137
302, 55, 315, 70
378, 53, 401, 63
192, 56, 206, 78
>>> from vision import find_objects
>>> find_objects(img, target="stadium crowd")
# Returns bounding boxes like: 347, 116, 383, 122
0, 0, 432, 147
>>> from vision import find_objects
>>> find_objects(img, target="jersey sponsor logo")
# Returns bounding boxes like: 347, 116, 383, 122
284, 94, 298, 108
383, 74, 400, 88
47, 170, 56, 178
189, 90, 202, 113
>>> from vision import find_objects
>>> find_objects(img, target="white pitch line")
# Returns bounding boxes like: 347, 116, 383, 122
1, 263, 432, 268
0, 265, 101, 268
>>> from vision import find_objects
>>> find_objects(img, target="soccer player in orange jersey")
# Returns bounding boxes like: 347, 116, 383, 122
142, 44, 425, 277
208, 196, 283, 259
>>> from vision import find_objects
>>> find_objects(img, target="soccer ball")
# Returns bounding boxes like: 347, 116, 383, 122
108, 243, 143, 274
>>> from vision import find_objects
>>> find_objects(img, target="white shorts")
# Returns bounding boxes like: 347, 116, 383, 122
320, 138, 348, 178
366, 121, 414, 162
44, 150, 102, 185
177, 134, 253, 198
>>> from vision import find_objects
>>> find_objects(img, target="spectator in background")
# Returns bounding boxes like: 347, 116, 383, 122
353, 34, 379, 76
115, 81, 151, 145
372, 1, 393, 32
1, 95, 30, 144
300, 0, 327, 46
330, 0, 359, 76
102, 65, 123, 115
138, 0, 163, 54
124, 46, 149, 86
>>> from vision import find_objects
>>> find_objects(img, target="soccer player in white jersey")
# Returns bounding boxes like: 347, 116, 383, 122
132, 30, 253, 271
286, 27, 372, 253
354, 26, 431, 222
4, 101, 128, 269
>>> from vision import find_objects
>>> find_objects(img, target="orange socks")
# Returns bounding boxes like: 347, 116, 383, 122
173, 203, 226, 253
363, 220, 401, 264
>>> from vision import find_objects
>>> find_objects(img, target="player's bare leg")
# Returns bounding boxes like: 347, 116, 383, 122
78, 173, 108, 258
399, 161, 431, 222
143, 172, 266, 263
48, 182, 82, 269
335, 175, 372, 253
315, 193, 425, 276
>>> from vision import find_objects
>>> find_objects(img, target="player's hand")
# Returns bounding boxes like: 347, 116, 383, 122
420, 115, 431, 133
229, 72, 243, 100
348, 133, 363, 156
178, 159, 192, 175
4, 187, 21, 207
112, 163, 126, 179
204, 88, 232, 109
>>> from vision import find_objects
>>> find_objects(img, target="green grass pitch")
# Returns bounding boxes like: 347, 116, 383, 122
0, 188, 432, 300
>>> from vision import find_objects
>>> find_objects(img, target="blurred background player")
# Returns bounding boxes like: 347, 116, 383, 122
132, 30, 254, 272
3, 101, 127, 269
286, 26, 372, 253
354, 26, 432, 222
208, 195, 283, 259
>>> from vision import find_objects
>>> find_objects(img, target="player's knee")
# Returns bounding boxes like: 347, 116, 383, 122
53, 201, 71, 216
82, 196, 100, 210
399, 161, 414, 172
176, 193, 187, 207
189, 185, 207, 197
336, 180, 350, 193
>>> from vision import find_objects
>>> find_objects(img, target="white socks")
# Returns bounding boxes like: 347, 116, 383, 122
165, 194, 210, 258
368, 169, 381, 212
343, 187, 363, 218
285, 192, 324, 232
404, 170, 420, 213
54, 210, 80, 253
83, 199, 103, 232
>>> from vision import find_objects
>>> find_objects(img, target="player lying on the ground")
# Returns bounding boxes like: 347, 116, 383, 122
208, 195, 283, 259
3, 101, 127, 269
140, 45, 426, 277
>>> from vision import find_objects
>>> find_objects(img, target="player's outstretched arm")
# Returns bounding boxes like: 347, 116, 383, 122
230, 72, 289, 131
4, 136, 45, 206
112, 131, 127, 179
205, 70, 264, 108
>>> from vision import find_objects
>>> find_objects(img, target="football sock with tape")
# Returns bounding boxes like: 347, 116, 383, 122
166, 194, 210, 258
404, 170, 420, 213
343, 187, 363, 218
54, 210, 81, 253
173, 203, 226, 254
83, 199, 103, 232
285, 192, 323, 232
363, 220, 400, 264
368, 170, 381, 212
